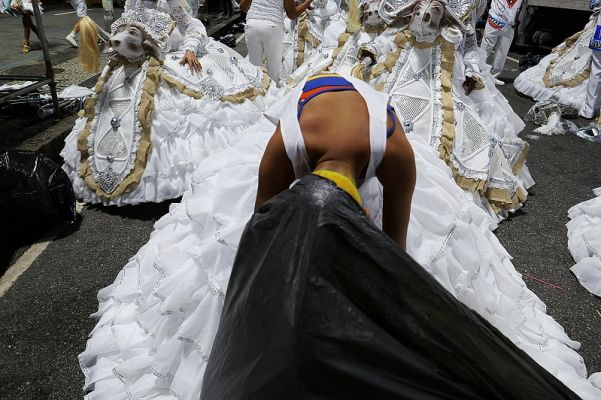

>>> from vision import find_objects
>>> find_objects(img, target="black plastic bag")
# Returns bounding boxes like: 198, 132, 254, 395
0, 150, 76, 226
218, 34, 237, 48
202, 175, 578, 400
519, 53, 543, 71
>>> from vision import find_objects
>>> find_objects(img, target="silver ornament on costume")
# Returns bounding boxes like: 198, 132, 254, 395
111, 117, 121, 128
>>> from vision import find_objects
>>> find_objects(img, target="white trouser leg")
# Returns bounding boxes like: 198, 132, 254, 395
262, 25, 284, 84
480, 23, 500, 62
580, 49, 601, 118
491, 26, 514, 76
70, 0, 88, 17
245, 23, 265, 70
245, 21, 284, 84
480, 22, 503, 76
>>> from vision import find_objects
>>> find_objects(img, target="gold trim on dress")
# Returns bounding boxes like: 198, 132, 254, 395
543, 29, 591, 89
388, 33, 527, 212
78, 56, 159, 200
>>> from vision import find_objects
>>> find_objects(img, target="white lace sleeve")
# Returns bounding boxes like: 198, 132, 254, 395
461, 13, 480, 77
167, 0, 208, 54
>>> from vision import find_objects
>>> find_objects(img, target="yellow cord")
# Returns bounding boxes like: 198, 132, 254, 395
313, 170, 362, 207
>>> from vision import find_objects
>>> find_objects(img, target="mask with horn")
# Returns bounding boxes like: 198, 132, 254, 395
409, 0, 470, 43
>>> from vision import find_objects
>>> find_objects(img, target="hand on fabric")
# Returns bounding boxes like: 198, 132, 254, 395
180, 50, 202, 73
363, 207, 372, 220
463, 76, 477, 96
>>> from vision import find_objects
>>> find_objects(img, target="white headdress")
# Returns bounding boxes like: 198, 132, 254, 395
111, 7, 176, 50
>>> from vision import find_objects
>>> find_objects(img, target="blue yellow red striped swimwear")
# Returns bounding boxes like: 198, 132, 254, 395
298, 73, 397, 137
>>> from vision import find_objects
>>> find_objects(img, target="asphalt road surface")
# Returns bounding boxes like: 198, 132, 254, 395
0, 21, 600, 400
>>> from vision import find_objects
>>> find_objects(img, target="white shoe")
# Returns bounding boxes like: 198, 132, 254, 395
65, 35, 78, 48
494, 77, 505, 86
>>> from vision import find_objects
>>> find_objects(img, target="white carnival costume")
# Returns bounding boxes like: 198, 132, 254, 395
567, 187, 601, 297
355, 0, 530, 218
515, 3, 601, 118
280, 0, 345, 80
286, 0, 532, 219
286, 0, 404, 86
79, 74, 601, 400
61, 2, 279, 206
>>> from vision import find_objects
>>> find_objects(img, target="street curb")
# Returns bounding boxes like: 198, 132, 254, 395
14, 13, 243, 160
16, 114, 78, 161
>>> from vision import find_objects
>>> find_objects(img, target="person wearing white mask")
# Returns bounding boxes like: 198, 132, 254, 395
240, 0, 314, 84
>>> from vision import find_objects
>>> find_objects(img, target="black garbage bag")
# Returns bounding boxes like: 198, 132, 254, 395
219, 34, 236, 48
0, 150, 76, 226
519, 53, 543, 71
202, 174, 578, 400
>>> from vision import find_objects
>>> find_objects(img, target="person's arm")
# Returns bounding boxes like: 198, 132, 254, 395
255, 125, 296, 210
165, 0, 208, 72
462, 13, 482, 95
240, 0, 250, 13
375, 114, 416, 250
284, 0, 313, 19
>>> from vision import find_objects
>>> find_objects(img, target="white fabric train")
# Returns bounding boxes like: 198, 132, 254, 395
567, 187, 601, 297
514, 14, 596, 112
79, 85, 601, 400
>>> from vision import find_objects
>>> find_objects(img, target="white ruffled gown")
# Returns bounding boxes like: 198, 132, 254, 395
514, 12, 596, 110
61, 53, 279, 206
567, 187, 601, 297
79, 91, 601, 400
61, 3, 282, 206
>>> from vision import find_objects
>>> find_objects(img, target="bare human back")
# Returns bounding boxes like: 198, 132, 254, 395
255, 80, 416, 249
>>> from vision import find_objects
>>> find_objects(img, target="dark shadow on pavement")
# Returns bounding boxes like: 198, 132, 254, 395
0, 220, 75, 274
86, 198, 180, 222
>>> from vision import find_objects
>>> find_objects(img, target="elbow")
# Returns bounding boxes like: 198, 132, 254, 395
286, 6, 304, 19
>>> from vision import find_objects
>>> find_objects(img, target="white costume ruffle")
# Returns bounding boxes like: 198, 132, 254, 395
567, 187, 601, 297
514, 18, 595, 110
79, 109, 601, 399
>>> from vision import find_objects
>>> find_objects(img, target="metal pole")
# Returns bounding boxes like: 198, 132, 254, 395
32, 0, 60, 117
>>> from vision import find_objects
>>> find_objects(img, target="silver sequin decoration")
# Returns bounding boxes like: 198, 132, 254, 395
197, 76, 225, 101
461, 111, 490, 157
391, 94, 429, 123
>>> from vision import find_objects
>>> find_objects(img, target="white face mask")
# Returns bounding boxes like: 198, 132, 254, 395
360, 0, 386, 27
409, 0, 445, 42
110, 26, 146, 61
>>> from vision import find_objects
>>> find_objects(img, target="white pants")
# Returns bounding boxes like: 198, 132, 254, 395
245, 19, 284, 84
70, 0, 87, 17
580, 49, 601, 118
480, 22, 514, 77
